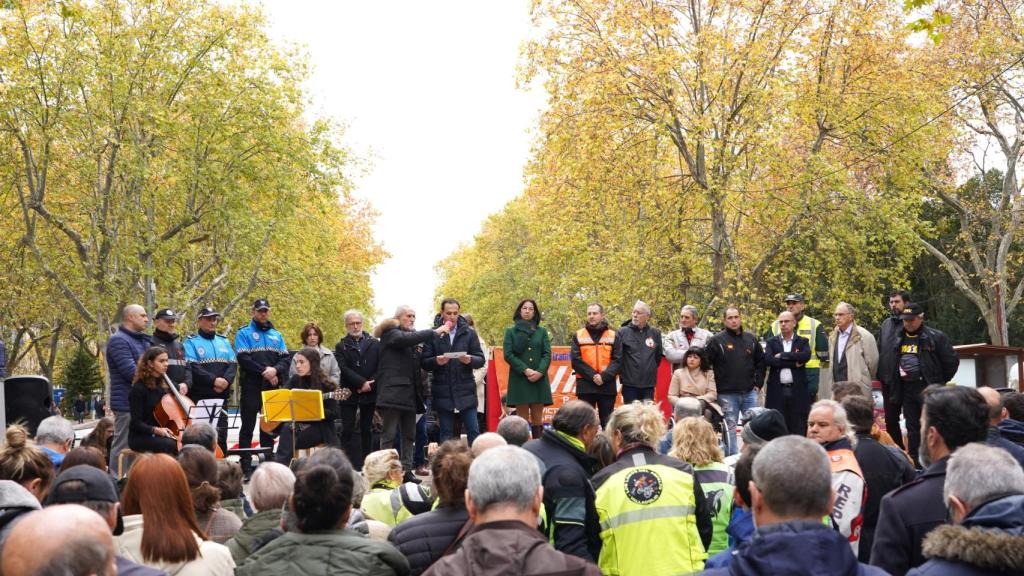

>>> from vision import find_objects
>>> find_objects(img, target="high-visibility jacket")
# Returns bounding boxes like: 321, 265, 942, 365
593, 446, 709, 575
361, 481, 432, 527
772, 315, 823, 369
827, 443, 866, 557
576, 328, 616, 374
693, 461, 734, 556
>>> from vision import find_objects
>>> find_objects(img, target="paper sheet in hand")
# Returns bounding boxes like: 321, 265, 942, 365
262, 389, 324, 423
443, 352, 467, 358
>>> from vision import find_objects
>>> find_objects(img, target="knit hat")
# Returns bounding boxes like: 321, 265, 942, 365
741, 409, 789, 447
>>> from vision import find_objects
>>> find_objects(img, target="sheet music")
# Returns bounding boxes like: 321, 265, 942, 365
190, 399, 224, 425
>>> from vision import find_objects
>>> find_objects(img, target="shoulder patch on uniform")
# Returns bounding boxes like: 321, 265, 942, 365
624, 469, 662, 505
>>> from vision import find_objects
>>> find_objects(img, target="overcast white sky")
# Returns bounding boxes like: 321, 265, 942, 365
262, 1, 545, 328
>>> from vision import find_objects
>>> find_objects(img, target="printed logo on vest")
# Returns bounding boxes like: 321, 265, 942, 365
253, 332, 261, 341
624, 469, 662, 505
197, 347, 206, 357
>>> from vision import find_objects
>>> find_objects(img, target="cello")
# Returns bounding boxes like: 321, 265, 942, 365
154, 373, 225, 458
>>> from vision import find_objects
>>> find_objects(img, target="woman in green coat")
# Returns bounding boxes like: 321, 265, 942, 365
503, 299, 552, 439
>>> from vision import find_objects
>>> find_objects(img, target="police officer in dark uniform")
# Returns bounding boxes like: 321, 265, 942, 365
151, 308, 191, 395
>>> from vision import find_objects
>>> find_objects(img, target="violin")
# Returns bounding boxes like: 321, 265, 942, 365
154, 373, 225, 458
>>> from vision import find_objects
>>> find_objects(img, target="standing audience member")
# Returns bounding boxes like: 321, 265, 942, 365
842, 395, 915, 563
424, 446, 600, 576
763, 311, 812, 437
594, 402, 712, 574
234, 299, 291, 472
235, 463, 411, 576
422, 299, 486, 445
183, 307, 235, 457
975, 386, 1024, 468
177, 447, 241, 544
128, 347, 178, 456
389, 440, 474, 576
907, 443, 1024, 576
806, 399, 866, 556
34, 415, 75, 467
216, 460, 247, 521
336, 309, 381, 466
2, 504, 117, 576
883, 302, 960, 463
463, 314, 490, 433
470, 433, 506, 457
503, 299, 553, 439
0, 425, 53, 549
769, 294, 830, 401
105, 304, 151, 471
702, 444, 761, 569
151, 308, 191, 396
289, 322, 341, 385
671, 417, 734, 557
496, 415, 531, 447
116, 454, 234, 575
570, 303, 622, 427
273, 348, 342, 464
616, 301, 664, 403
225, 462, 295, 564
877, 290, 911, 451
821, 302, 878, 399
667, 348, 721, 420
44, 465, 166, 576
870, 385, 989, 575
74, 395, 87, 424
706, 307, 766, 456
664, 305, 713, 371
375, 306, 449, 481
524, 400, 602, 562
701, 436, 887, 576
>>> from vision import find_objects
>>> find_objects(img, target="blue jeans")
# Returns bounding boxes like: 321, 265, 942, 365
719, 389, 759, 456
438, 409, 480, 445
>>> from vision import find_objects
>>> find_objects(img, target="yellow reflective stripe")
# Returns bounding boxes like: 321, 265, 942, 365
599, 505, 696, 531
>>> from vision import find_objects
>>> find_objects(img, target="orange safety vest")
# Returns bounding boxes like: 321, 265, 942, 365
828, 447, 865, 548
576, 328, 616, 375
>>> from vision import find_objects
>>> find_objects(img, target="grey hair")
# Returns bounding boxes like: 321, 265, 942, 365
811, 399, 850, 435
837, 302, 857, 317
393, 305, 415, 319
181, 422, 217, 452
633, 300, 651, 315
343, 309, 363, 324
753, 436, 833, 518
673, 397, 703, 421
35, 416, 75, 445
680, 305, 699, 319
250, 462, 295, 512
467, 446, 541, 513
944, 443, 1024, 512
496, 416, 531, 447
45, 535, 115, 576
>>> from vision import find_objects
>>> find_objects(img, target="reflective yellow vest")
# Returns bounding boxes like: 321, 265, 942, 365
772, 315, 822, 368
693, 462, 734, 556
593, 447, 706, 575
361, 482, 429, 527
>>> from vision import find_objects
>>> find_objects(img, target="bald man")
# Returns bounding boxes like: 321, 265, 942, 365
106, 304, 152, 470
471, 432, 507, 457
977, 386, 1024, 469
764, 311, 812, 436
3, 504, 116, 576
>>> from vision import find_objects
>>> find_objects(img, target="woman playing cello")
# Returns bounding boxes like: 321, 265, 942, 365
128, 346, 179, 455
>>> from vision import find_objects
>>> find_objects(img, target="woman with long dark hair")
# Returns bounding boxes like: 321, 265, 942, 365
502, 299, 552, 439
128, 346, 177, 455
116, 453, 234, 574
667, 347, 722, 418
274, 348, 342, 464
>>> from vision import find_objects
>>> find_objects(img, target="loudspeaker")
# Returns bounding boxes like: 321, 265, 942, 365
3, 376, 55, 436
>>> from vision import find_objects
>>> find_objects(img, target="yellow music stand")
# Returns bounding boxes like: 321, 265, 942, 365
262, 389, 324, 463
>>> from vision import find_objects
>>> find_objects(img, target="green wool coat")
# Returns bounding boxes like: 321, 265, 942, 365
234, 529, 410, 576
503, 321, 553, 406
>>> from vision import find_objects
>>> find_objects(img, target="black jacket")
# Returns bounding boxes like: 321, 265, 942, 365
706, 328, 766, 394
570, 323, 622, 397
616, 321, 663, 389
870, 457, 949, 575
422, 315, 485, 413
335, 332, 381, 405
388, 505, 470, 576
523, 430, 601, 562
854, 432, 916, 563
374, 319, 434, 413
884, 325, 959, 394
877, 315, 904, 389
151, 329, 192, 391
763, 334, 811, 410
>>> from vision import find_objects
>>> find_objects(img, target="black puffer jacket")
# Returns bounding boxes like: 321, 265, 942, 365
706, 327, 766, 393
616, 321, 663, 389
422, 315, 485, 413
336, 332, 381, 405
374, 319, 434, 413
388, 505, 470, 576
